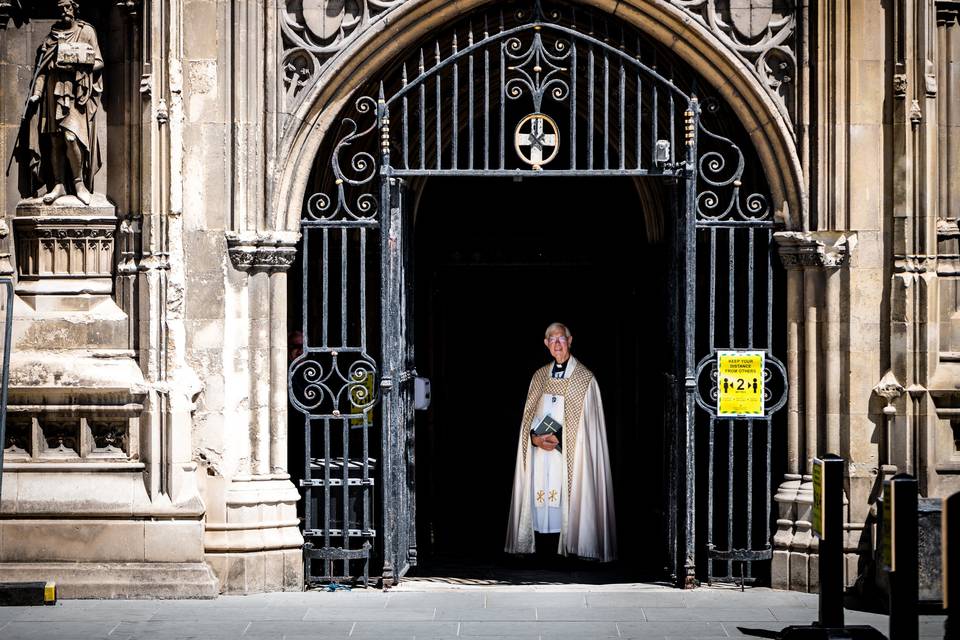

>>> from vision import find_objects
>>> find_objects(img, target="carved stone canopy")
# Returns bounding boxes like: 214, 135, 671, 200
225, 231, 301, 272
773, 231, 855, 270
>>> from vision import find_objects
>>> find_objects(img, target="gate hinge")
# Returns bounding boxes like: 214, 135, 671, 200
380, 377, 393, 390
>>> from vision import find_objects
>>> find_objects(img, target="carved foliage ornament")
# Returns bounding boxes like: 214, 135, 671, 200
225, 231, 300, 271
281, 0, 799, 135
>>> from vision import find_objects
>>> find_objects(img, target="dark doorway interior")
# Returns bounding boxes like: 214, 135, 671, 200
411, 176, 675, 581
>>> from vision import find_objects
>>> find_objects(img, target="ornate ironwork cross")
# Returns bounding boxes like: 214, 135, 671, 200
514, 113, 559, 170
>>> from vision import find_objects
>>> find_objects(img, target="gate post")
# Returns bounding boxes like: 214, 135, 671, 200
681, 99, 699, 588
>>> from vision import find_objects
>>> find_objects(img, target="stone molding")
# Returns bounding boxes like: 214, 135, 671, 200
773, 231, 854, 270
225, 231, 301, 272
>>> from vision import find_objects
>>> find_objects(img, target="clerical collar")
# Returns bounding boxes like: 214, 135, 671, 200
551, 359, 570, 378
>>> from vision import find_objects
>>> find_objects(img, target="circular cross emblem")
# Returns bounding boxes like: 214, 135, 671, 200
514, 113, 560, 170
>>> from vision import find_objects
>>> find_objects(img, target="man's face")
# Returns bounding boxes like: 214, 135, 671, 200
544, 329, 571, 364
58, 1, 75, 21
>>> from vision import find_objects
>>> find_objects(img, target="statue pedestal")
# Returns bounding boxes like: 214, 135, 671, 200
1, 196, 218, 598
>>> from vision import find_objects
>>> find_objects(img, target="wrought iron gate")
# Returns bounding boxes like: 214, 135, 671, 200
291, 0, 787, 587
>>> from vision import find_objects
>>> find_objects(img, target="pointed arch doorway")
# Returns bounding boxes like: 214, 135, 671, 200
412, 174, 673, 581
287, 0, 788, 588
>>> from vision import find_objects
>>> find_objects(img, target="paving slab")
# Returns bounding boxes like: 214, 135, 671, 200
482, 592, 588, 609
616, 620, 729, 638
434, 607, 536, 620
303, 605, 437, 621
642, 606, 777, 621
536, 606, 647, 621
0, 621, 119, 639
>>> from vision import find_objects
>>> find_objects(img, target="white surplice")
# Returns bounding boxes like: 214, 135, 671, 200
505, 357, 617, 561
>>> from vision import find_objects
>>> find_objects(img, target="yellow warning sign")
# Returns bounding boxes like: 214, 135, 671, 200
717, 350, 765, 417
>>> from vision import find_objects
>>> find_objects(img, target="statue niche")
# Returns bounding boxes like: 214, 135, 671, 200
7, 0, 103, 206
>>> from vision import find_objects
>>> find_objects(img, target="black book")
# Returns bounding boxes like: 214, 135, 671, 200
532, 415, 563, 452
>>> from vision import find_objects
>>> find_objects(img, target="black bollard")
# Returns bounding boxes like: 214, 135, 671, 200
884, 474, 918, 640
818, 454, 845, 628
780, 455, 884, 639
945, 491, 958, 640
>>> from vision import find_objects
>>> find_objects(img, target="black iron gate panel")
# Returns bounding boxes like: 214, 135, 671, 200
688, 120, 788, 585
290, 100, 383, 587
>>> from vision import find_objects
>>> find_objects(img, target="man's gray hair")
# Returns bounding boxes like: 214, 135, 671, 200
544, 322, 572, 339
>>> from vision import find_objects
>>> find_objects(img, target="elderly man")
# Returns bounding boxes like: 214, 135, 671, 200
18, 0, 103, 205
505, 323, 617, 562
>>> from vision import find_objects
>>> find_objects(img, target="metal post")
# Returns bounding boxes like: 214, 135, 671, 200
945, 491, 959, 640
681, 99, 699, 589
780, 455, 885, 639
818, 454, 845, 628
885, 474, 918, 640
0, 278, 14, 502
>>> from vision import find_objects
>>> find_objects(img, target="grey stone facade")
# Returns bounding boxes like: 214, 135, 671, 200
0, 0, 957, 596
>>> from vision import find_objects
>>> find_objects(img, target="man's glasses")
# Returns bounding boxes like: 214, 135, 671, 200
547, 336, 568, 344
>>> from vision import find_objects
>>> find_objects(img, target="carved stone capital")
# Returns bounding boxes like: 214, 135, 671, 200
225, 231, 301, 272
938, 217, 959, 240
773, 231, 854, 270
893, 73, 908, 98
873, 371, 904, 416
936, 1, 960, 27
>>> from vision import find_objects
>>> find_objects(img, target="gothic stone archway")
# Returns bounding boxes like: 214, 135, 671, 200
287, 0, 788, 588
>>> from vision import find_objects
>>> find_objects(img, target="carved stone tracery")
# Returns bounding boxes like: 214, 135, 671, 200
280, 0, 799, 134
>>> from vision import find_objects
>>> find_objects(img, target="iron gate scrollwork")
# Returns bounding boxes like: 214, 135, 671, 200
293, 0, 788, 588
685, 100, 789, 585
290, 94, 382, 586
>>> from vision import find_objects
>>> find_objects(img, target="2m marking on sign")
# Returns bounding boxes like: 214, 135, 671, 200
717, 351, 765, 418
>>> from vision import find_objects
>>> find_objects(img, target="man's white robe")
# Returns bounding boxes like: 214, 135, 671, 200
505, 357, 617, 561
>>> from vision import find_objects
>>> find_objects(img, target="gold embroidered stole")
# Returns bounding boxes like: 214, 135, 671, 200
520, 362, 594, 498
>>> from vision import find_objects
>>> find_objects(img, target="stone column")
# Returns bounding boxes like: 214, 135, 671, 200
772, 231, 853, 592
202, 231, 303, 594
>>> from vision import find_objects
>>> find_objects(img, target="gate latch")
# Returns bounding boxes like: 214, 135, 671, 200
414, 377, 431, 411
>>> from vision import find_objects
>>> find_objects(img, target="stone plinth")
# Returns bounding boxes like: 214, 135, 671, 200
203, 475, 304, 593
1, 196, 217, 598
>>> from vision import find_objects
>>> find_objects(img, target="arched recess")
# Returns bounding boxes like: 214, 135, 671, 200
286, 0, 790, 588
272, 0, 805, 234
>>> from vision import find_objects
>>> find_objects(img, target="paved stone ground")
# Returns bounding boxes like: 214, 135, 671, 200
0, 583, 947, 639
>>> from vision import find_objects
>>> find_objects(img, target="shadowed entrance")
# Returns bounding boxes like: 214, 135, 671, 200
410, 176, 673, 581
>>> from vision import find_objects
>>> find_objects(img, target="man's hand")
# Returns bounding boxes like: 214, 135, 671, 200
532, 433, 560, 451
28, 95, 40, 103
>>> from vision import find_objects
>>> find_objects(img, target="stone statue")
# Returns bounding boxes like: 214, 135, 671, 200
8, 0, 103, 206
